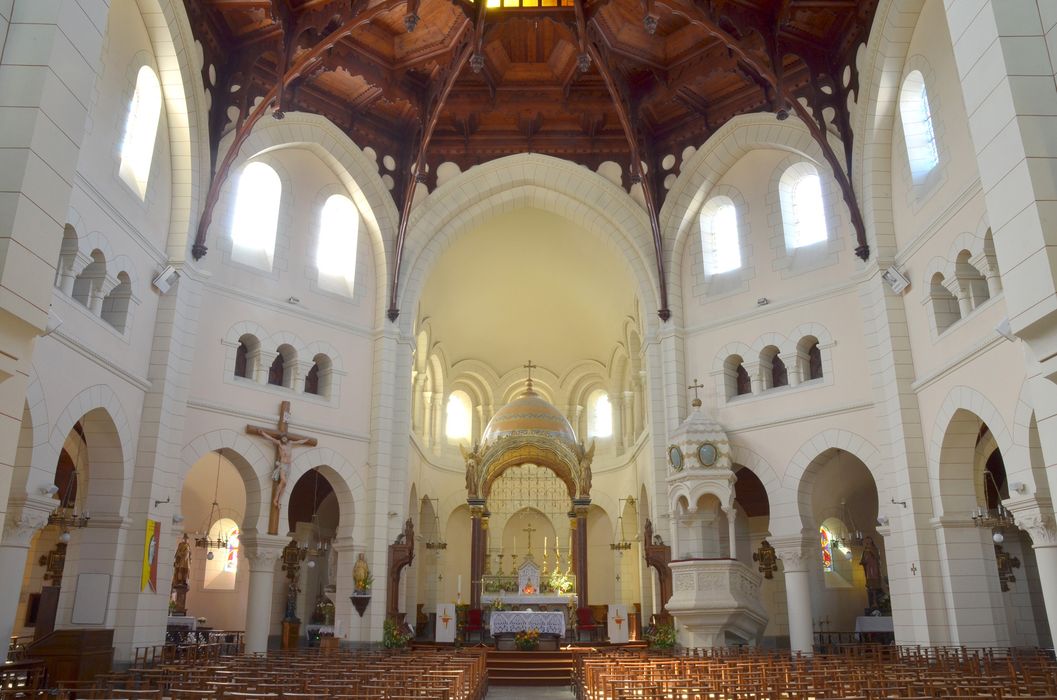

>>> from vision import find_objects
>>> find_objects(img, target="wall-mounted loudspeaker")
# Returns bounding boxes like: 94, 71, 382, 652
881, 267, 910, 294
152, 265, 179, 294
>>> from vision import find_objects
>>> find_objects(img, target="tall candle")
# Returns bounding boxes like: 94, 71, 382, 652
544, 536, 548, 554
457, 575, 462, 595
513, 536, 517, 554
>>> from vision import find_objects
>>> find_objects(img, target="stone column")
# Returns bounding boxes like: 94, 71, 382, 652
724, 506, 737, 559
573, 500, 590, 607
780, 352, 801, 387
773, 536, 814, 655
242, 533, 286, 653
0, 502, 50, 662
744, 362, 763, 395
468, 500, 485, 609
1017, 510, 1057, 647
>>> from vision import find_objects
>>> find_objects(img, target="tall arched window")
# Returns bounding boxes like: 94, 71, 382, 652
779, 164, 828, 249
230, 162, 281, 270
900, 71, 939, 181
446, 390, 472, 442
316, 194, 359, 295
119, 66, 162, 199
203, 518, 240, 590
700, 197, 741, 275
587, 391, 613, 439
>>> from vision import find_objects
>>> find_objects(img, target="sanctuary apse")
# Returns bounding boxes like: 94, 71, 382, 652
3, 0, 1057, 671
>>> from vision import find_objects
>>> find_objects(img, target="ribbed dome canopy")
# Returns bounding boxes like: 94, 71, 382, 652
481, 385, 577, 448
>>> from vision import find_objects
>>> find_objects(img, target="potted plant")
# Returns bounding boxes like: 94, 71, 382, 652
645, 623, 677, 651
514, 628, 540, 651
383, 616, 412, 649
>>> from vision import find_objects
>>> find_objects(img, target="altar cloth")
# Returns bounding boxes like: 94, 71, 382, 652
489, 610, 566, 637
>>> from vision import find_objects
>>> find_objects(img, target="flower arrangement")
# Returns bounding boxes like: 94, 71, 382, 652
514, 628, 540, 651
383, 617, 412, 649
548, 569, 573, 593
491, 596, 505, 611
645, 623, 677, 650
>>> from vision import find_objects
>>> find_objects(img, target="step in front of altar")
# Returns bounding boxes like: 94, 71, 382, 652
486, 650, 576, 686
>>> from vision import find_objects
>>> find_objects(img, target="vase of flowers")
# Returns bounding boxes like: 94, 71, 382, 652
383, 616, 413, 649
514, 628, 540, 651
645, 623, 677, 651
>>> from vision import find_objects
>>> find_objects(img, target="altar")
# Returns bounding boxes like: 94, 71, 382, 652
489, 610, 566, 637
481, 557, 575, 609
481, 593, 573, 607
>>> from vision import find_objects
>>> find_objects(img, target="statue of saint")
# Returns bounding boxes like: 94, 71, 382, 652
860, 536, 883, 589
577, 440, 595, 497
460, 441, 482, 497
173, 533, 191, 587
353, 553, 371, 592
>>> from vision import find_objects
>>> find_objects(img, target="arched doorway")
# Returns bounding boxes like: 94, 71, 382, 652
797, 448, 885, 646
285, 468, 339, 643
178, 450, 249, 633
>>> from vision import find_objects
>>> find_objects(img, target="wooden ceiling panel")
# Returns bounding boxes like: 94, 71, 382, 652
187, 0, 879, 201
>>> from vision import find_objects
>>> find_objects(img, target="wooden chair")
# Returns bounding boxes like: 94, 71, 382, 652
576, 607, 601, 642
463, 609, 485, 644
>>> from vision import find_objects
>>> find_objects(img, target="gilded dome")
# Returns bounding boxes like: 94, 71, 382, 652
481, 386, 577, 447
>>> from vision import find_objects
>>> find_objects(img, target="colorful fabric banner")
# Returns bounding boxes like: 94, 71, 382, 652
142, 519, 160, 592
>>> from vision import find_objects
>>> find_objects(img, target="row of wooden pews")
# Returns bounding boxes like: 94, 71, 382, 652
2, 647, 488, 700
575, 645, 1057, 699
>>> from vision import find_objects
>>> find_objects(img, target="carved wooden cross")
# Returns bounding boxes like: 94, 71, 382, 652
246, 400, 317, 535
522, 523, 537, 553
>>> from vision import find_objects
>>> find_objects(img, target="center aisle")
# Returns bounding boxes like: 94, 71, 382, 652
486, 687, 575, 699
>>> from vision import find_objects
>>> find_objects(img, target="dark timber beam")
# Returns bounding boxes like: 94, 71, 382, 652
385, 0, 485, 322
583, 18, 670, 322
191, 0, 407, 260
653, 0, 870, 261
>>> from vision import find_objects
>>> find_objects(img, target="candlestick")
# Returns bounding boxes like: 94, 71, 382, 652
457, 575, 462, 596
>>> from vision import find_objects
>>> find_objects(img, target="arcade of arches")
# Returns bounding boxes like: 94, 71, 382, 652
4, 0, 1057, 670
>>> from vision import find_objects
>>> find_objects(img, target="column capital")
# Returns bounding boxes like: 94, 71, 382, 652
1019, 512, 1057, 548
769, 533, 815, 574
2, 495, 56, 547
240, 532, 288, 571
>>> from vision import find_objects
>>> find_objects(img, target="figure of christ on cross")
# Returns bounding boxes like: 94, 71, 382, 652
246, 401, 318, 535
523, 523, 537, 554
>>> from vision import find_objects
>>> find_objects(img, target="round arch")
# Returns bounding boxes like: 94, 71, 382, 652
928, 386, 1014, 517
180, 430, 272, 533
214, 112, 397, 326
286, 448, 365, 540
396, 153, 660, 336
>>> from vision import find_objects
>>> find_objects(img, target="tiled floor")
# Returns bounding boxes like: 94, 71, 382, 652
486, 685, 575, 699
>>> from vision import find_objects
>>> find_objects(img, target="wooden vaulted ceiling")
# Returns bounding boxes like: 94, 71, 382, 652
185, 0, 879, 320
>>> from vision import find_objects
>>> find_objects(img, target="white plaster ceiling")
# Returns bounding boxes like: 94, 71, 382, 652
419, 207, 637, 378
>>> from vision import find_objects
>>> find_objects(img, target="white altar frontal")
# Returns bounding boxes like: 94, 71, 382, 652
490, 610, 566, 637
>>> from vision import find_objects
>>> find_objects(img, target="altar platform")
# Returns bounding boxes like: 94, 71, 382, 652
481, 594, 573, 607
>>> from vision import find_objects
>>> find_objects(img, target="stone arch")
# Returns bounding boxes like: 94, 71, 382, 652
19, 385, 135, 517
286, 449, 364, 540
711, 341, 754, 372
729, 443, 783, 519
480, 441, 579, 502
128, 0, 209, 261
852, 0, 928, 259
929, 386, 1014, 517
1011, 379, 1052, 501
214, 112, 396, 326
397, 153, 659, 336
773, 429, 883, 534
663, 113, 832, 320
180, 430, 272, 533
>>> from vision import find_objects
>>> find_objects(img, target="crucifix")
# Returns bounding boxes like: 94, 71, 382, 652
246, 400, 317, 535
524, 360, 537, 389
522, 523, 537, 554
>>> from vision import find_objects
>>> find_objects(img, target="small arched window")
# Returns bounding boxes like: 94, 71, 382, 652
101, 272, 132, 332
797, 336, 823, 381
305, 353, 332, 397
900, 71, 939, 181
316, 194, 359, 295
724, 355, 752, 399
269, 344, 296, 388
119, 66, 162, 199
587, 391, 613, 439
230, 162, 281, 270
446, 390, 472, 442
234, 334, 259, 380
700, 197, 741, 275
930, 272, 961, 333
779, 164, 828, 249
761, 346, 787, 390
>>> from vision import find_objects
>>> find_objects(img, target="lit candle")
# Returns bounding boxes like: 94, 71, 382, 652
544, 536, 548, 554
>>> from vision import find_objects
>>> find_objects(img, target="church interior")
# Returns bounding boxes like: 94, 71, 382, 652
3, 0, 1057, 696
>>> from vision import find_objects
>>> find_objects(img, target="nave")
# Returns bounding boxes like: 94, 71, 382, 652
4, 645, 1057, 699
